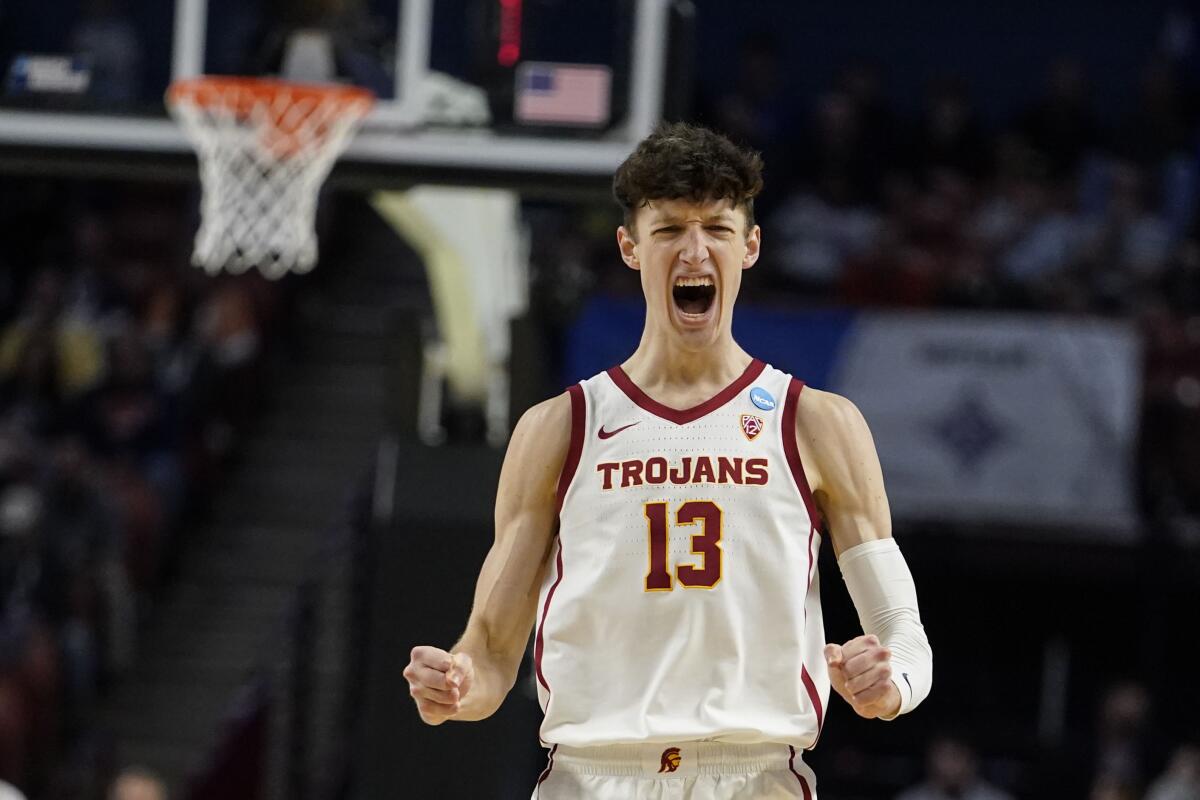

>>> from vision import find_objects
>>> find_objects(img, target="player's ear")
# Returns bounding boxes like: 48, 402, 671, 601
617, 226, 640, 271
742, 224, 761, 270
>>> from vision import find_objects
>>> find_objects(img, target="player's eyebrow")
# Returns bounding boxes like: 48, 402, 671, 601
649, 212, 736, 226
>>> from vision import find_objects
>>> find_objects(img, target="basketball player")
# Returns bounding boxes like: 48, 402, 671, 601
404, 123, 933, 798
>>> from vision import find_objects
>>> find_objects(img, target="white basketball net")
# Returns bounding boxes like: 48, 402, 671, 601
168, 79, 373, 279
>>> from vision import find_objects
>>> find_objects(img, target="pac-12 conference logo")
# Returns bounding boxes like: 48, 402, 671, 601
749, 387, 776, 411
740, 414, 764, 440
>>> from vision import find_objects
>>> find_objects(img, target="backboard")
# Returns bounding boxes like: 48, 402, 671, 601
0, 0, 680, 189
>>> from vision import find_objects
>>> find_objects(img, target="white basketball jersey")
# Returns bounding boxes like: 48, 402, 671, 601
534, 359, 829, 751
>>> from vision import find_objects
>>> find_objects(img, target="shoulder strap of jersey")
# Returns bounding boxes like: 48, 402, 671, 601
555, 384, 586, 513
781, 377, 823, 530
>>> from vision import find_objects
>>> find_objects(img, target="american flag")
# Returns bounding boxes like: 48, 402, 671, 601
514, 62, 611, 127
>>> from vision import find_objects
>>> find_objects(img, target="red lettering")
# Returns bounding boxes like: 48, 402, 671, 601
675, 501, 723, 588
669, 457, 693, 484
606, 456, 768, 488
644, 500, 722, 592
717, 456, 743, 484
597, 462, 620, 490
644, 502, 672, 591
745, 458, 768, 485
645, 456, 668, 484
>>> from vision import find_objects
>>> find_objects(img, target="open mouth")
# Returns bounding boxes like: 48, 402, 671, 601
672, 276, 716, 316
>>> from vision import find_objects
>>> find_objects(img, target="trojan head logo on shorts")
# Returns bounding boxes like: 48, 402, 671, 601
740, 414, 764, 441
658, 747, 682, 773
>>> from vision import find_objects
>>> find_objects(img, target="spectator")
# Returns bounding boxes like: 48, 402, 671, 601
1090, 773, 1140, 800
701, 31, 797, 216
1139, 223, 1200, 519
84, 329, 173, 463
108, 766, 167, 800
1145, 743, 1200, 800
987, 166, 1090, 305
1077, 161, 1174, 310
837, 59, 904, 176
840, 171, 985, 308
912, 76, 990, 181
191, 278, 265, 452
708, 31, 790, 155
0, 269, 105, 437
0, 478, 44, 790
1019, 57, 1102, 178
895, 735, 1014, 800
37, 439, 122, 699
1116, 55, 1197, 167
0, 178, 285, 796
796, 88, 883, 207
1086, 681, 1170, 796
64, 213, 127, 330
766, 188, 881, 296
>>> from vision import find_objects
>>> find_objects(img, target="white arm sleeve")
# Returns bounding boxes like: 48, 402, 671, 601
837, 537, 932, 719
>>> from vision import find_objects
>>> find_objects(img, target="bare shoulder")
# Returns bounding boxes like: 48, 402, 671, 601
794, 387, 873, 454
501, 391, 576, 497
512, 391, 573, 449
793, 385, 891, 550
795, 386, 865, 430
793, 386, 879, 501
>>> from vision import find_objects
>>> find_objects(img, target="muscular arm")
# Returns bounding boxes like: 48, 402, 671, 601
795, 387, 892, 557
797, 388, 932, 720
406, 392, 570, 724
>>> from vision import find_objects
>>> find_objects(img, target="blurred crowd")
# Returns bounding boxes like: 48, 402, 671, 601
706, 49, 1200, 525
886, 684, 1199, 800
540, 44, 1200, 527
744, 56, 1196, 312
0, 182, 286, 795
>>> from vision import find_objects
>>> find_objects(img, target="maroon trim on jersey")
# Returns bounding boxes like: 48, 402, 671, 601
801, 665, 825, 746
781, 377, 827, 749
805, 525, 818, 595
534, 543, 565, 694
782, 378, 824, 531
556, 384, 586, 513
606, 358, 766, 425
534, 744, 558, 795
802, 522, 825, 747
788, 746, 814, 800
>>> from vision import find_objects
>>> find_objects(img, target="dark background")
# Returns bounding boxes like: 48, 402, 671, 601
0, 1, 1197, 799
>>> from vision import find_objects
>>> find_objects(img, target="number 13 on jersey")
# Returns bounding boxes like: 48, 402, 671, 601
644, 500, 723, 591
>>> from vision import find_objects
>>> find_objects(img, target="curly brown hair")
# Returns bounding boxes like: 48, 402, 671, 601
612, 123, 764, 237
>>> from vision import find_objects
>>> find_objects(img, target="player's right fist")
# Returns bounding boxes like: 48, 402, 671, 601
403, 646, 474, 725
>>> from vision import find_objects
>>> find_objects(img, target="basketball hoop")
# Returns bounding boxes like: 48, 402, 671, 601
167, 77, 374, 279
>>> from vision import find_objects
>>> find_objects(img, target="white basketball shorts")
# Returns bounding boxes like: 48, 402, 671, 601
530, 742, 817, 800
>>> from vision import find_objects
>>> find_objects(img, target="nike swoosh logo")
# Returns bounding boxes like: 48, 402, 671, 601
902, 673, 912, 692
598, 422, 640, 439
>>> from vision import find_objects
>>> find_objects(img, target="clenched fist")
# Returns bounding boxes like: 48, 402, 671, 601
403, 646, 475, 725
824, 634, 901, 720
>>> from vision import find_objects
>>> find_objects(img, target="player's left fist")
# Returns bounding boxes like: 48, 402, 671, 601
824, 634, 901, 720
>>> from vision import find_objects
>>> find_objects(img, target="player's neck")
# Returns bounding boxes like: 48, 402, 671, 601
621, 332, 753, 405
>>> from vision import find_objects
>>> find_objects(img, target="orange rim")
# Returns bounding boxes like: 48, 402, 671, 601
168, 76, 374, 157
167, 76, 374, 116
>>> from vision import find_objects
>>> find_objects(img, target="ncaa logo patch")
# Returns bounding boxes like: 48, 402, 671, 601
749, 386, 777, 411
658, 747, 682, 774
740, 414, 764, 441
